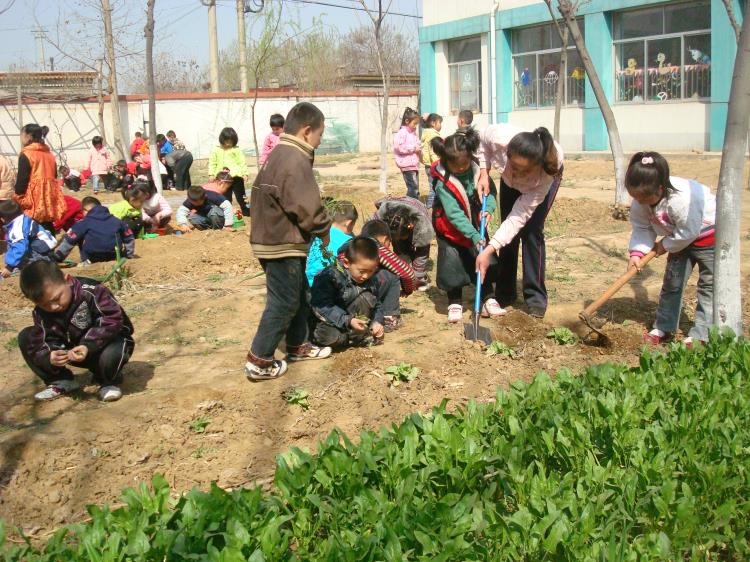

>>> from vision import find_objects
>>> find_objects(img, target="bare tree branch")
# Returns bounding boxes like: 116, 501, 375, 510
722, 0, 742, 42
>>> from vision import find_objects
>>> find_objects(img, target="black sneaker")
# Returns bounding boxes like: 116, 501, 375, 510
528, 307, 546, 318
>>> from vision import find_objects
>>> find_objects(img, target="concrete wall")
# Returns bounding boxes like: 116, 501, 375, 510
0, 92, 417, 170
508, 108, 585, 151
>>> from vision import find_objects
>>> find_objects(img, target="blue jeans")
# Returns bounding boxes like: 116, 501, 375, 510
250, 257, 310, 360
188, 206, 224, 230
654, 244, 714, 341
425, 165, 436, 208
402, 170, 419, 199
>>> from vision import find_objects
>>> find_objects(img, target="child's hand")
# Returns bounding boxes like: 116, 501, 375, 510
350, 317, 368, 332
370, 321, 384, 338
50, 350, 69, 367
68, 346, 88, 362
475, 246, 494, 282
628, 256, 642, 272
0, 267, 12, 278
477, 169, 490, 196
654, 240, 666, 256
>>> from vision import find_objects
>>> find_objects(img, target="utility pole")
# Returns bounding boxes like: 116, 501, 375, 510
33, 27, 47, 71
237, 0, 249, 92
207, 0, 220, 92
101, 0, 126, 159
145, 0, 163, 194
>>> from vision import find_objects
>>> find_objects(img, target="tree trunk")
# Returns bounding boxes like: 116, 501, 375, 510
145, 0, 163, 195
96, 59, 106, 142
251, 93, 260, 170
558, 1, 628, 207
237, 0, 249, 92
101, 0, 125, 161
713, 6, 750, 336
553, 27, 568, 142
374, 2, 389, 194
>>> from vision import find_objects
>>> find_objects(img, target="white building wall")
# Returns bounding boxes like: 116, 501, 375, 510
422, 0, 495, 26
507, 108, 584, 151
613, 103, 709, 152
0, 93, 418, 170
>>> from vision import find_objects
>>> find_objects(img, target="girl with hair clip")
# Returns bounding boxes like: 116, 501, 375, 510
431, 127, 504, 323
475, 124, 564, 318
393, 107, 422, 199
625, 151, 716, 347
14, 123, 66, 231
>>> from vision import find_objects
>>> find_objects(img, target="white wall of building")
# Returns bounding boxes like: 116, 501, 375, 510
613, 103, 709, 152
0, 93, 417, 170
508, 108, 584, 151
422, 0, 495, 26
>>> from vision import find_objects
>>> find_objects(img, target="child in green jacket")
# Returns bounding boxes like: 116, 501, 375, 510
109, 186, 146, 236
208, 127, 250, 216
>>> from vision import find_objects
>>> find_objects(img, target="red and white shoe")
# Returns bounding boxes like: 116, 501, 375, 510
481, 298, 507, 318
447, 304, 463, 323
642, 329, 673, 345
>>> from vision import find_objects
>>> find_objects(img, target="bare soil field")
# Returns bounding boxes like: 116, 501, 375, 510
0, 153, 748, 540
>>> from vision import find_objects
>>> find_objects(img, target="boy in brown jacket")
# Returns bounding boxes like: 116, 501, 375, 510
246, 102, 333, 380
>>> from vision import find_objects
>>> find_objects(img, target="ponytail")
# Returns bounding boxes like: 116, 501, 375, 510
507, 126, 559, 176
22, 123, 48, 144
401, 107, 420, 127
421, 112, 443, 129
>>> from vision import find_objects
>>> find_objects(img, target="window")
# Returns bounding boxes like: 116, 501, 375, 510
614, 1, 711, 103
511, 21, 585, 109
448, 37, 482, 113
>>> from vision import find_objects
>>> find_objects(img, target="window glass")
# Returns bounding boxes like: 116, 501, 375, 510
646, 37, 681, 100
449, 65, 460, 114
665, 1, 710, 33
538, 52, 561, 107
616, 42, 645, 102
566, 49, 585, 105
459, 62, 480, 111
512, 25, 548, 53
448, 37, 481, 63
616, 7, 663, 40
683, 33, 711, 98
514, 54, 536, 108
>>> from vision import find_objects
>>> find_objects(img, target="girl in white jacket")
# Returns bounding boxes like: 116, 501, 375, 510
626, 151, 716, 346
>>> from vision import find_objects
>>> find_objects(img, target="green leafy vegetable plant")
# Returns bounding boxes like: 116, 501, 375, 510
486, 341, 517, 358
385, 362, 420, 386
282, 387, 310, 410
546, 326, 578, 345
187, 416, 210, 434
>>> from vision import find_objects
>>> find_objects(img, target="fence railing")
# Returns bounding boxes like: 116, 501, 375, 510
616, 63, 710, 102
514, 77, 586, 109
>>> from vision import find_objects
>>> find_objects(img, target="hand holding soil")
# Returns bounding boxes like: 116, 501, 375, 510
350, 317, 368, 332
49, 350, 69, 367
68, 346, 88, 362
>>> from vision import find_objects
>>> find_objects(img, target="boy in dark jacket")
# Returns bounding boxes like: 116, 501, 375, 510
17, 260, 135, 402
246, 102, 332, 381
311, 236, 385, 348
53, 197, 134, 264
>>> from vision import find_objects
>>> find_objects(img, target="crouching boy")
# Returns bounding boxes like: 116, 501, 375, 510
1, 200, 56, 278
311, 236, 386, 348
17, 260, 135, 402
176, 186, 234, 231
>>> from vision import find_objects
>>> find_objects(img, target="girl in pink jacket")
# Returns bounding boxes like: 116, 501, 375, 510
392, 107, 422, 199
259, 113, 284, 167
475, 125, 564, 319
86, 135, 112, 194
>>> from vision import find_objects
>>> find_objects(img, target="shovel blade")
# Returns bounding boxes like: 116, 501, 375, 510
578, 312, 611, 347
464, 318, 493, 344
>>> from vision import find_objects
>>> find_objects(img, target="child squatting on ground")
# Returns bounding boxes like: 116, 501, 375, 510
175, 186, 234, 231
17, 260, 135, 402
625, 151, 716, 346
430, 127, 504, 323
0, 200, 56, 278
306, 200, 358, 286
246, 102, 333, 381
53, 197, 135, 264
311, 236, 386, 348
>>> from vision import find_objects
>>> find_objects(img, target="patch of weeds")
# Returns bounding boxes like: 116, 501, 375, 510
603, 245, 627, 259
486, 341, 517, 358
545, 217, 571, 238
282, 387, 310, 410
191, 446, 216, 459
0, 424, 14, 434
125, 304, 147, 317
207, 274, 225, 283
4, 336, 18, 352
90, 447, 110, 459
547, 270, 574, 283
188, 417, 211, 434
385, 362, 420, 386
546, 327, 579, 346
622, 319, 634, 326
586, 259, 614, 273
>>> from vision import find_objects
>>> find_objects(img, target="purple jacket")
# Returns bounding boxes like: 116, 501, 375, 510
23, 276, 134, 365
392, 125, 421, 172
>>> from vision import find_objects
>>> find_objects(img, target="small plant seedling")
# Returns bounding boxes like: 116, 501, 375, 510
546, 327, 579, 346
4, 335, 18, 352
385, 362, 420, 386
207, 274, 225, 283
188, 417, 211, 434
354, 314, 370, 323
191, 446, 216, 459
282, 387, 310, 410
486, 341, 517, 358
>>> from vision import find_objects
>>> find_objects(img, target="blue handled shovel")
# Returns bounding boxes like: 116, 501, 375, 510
464, 194, 493, 344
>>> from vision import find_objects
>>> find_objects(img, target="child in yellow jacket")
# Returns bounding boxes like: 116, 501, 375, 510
420, 113, 442, 208
208, 127, 250, 216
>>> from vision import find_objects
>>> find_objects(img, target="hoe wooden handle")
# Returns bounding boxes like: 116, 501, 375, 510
580, 250, 657, 319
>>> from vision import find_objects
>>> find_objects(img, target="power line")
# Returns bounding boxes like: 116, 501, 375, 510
220, 0, 421, 19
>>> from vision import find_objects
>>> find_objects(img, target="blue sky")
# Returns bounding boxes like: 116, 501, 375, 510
0, 0, 422, 71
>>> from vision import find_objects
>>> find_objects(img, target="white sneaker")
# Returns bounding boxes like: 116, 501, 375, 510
286, 344, 332, 362
34, 379, 80, 401
447, 304, 463, 323
98, 385, 122, 402
481, 298, 507, 318
245, 359, 288, 381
